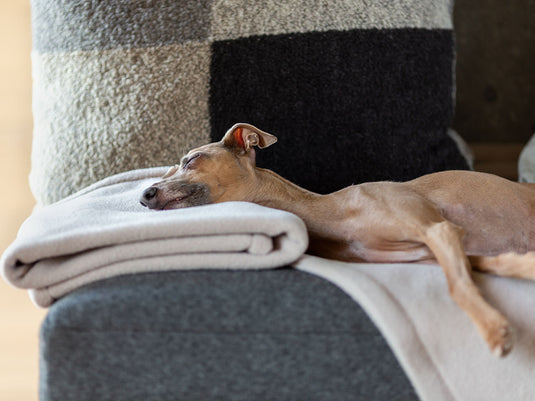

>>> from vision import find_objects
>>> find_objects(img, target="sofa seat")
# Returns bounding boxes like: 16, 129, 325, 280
39, 269, 417, 401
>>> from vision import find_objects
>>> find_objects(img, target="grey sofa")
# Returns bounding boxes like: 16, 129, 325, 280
29, 0, 532, 400
40, 270, 417, 400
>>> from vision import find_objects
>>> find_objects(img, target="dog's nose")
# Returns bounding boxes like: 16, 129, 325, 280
140, 186, 158, 207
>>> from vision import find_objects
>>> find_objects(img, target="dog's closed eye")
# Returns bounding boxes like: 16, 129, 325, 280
182, 153, 202, 169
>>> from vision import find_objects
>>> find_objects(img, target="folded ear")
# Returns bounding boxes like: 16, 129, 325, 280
222, 123, 277, 152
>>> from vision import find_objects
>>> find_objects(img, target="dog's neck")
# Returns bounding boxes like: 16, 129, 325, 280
246, 167, 346, 240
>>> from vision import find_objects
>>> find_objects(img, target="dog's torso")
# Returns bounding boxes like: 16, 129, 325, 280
408, 170, 535, 256
301, 170, 535, 263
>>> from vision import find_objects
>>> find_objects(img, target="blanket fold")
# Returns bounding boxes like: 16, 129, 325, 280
1, 167, 308, 307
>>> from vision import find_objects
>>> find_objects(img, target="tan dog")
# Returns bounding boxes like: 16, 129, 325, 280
141, 123, 535, 357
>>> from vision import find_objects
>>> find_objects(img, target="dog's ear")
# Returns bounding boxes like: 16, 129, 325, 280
222, 123, 277, 152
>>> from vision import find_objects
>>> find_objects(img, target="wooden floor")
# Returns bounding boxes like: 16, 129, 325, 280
1, 2, 47, 400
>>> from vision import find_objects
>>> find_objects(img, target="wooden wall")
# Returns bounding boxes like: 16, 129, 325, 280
0, 2, 46, 400
453, 0, 535, 180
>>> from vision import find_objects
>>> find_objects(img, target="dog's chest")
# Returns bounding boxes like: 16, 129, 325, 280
307, 216, 433, 263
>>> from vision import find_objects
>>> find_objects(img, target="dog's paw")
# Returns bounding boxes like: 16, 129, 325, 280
488, 322, 514, 357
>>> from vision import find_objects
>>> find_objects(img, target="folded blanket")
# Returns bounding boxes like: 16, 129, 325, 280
295, 256, 535, 401
1, 167, 308, 307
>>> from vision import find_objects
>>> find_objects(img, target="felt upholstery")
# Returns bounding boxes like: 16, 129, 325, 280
30, 0, 467, 205
39, 269, 417, 401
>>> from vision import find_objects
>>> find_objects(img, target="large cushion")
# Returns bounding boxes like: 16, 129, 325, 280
30, 0, 468, 205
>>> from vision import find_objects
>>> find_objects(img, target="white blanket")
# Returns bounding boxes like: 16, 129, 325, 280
2, 167, 534, 401
295, 256, 535, 401
1, 167, 308, 306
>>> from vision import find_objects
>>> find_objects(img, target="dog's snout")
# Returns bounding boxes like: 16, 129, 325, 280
140, 186, 158, 207
143, 186, 158, 200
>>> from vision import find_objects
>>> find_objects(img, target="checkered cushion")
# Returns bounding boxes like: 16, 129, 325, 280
30, 0, 468, 205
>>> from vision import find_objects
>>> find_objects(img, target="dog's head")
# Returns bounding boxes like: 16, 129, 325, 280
140, 123, 277, 210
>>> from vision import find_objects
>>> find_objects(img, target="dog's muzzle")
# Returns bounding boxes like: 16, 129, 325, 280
140, 181, 211, 210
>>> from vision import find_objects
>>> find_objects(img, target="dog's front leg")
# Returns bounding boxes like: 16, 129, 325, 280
422, 221, 513, 357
